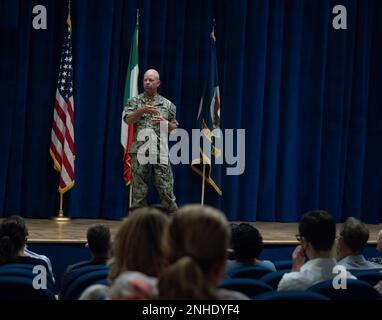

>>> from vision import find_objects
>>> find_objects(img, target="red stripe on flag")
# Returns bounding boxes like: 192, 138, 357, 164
55, 99, 67, 124
123, 124, 134, 185
52, 121, 65, 146
62, 150, 74, 179
66, 99, 74, 123
64, 128, 75, 154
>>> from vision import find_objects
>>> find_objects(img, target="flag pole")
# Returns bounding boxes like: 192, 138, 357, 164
53, 193, 70, 222
129, 184, 133, 208
201, 162, 206, 206
52, 0, 72, 223
128, 7, 138, 210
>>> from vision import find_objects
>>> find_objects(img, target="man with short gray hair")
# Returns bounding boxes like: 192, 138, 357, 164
337, 217, 382, 270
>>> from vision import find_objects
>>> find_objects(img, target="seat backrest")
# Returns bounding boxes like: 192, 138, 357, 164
62, 269, 109, 300
308, 279, 381, 300
219, 278, 273, 299
351, 270, 382, 286
274, 260, 292, 271
0, 263, 33, 269
61, 264, 108, 295
259, 270, 289, 289
255, 290, 330, 300
0, 265, 55, 291
229, 266, 272, 280
0, 276, 56, 300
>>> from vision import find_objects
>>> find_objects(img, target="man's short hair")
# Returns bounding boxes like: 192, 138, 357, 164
87, 224, 111, 256
299, 210, 336, 252
232, 223, 263, 260
340, 217, 369, 254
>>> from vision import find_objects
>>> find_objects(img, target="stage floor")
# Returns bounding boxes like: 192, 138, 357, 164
16, 219, 382, 245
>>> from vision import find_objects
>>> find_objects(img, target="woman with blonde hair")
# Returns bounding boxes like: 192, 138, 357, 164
158, 204, 248, 300
108, 207, 169, 281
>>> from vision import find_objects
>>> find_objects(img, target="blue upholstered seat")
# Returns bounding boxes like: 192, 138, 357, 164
308, 279, 381, 300
255, 290, 329, 300
219, 278, 273, 299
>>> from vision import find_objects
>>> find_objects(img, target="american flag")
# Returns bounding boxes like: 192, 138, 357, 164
49, 16, 75, 194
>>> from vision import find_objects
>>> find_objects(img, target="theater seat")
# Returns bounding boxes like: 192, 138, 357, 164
255, 290, 329, 300
61, 264, 108, 296
308, 279, 381, 300
219, 278, 273, 299
274, 260, 292, 270
259, 270, 289, 289
0, 276, 56, 300
228, 266, 272, 279
62, 269, 109, 300
350, 270, 382, 286
0, 264, 55, 291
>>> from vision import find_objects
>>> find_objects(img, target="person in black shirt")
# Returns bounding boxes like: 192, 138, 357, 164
65, 223, 111, 273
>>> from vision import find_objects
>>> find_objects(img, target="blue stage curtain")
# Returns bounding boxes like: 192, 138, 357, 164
0, 0, 381, 222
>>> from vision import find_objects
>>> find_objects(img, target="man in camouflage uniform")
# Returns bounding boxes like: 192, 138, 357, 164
123, 69, 178, 213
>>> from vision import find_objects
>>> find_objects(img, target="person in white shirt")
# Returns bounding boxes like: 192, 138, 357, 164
368, 229, 382, 266
378, 230, 382, 253
278, 210, 355, 291
337, 217, 382, 271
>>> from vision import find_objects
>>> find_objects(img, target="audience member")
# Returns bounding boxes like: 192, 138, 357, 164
109, 271, 158, 300
4, 216, 55, 281
78, 284, 110, 300
368, 229, 382, 265
158, 204, 249, 300
278, 210, 355, 291
0, 216, 51, 274
64, 223, 112, 274
225, 223, 276, 276
60, 223, 112, 298
108, 207, 169, 281
337, 217, 382, 270
374, 280, 382, 296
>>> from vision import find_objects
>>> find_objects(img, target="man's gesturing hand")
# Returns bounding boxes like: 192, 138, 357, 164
141, 105, 160, 116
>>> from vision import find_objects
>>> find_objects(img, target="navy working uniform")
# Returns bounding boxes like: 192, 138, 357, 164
124, 93, 178, 212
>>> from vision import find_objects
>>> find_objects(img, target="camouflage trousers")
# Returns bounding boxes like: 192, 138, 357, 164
130, 153, 178, 213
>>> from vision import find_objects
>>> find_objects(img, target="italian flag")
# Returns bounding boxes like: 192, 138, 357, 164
121, 20, 139, 185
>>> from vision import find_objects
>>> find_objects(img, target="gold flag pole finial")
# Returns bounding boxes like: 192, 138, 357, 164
211, 19, 216, 41
67, 0, 72, 32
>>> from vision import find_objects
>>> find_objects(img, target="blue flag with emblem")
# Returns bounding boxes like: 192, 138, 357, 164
191, 28, 222, 196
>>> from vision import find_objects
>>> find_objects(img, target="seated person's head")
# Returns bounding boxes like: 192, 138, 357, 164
232, 223, 263, 263
86, 224, 111, 259
109, 271, 158, 300
337, 217, 369, 258
158, 204, 230, 300
79, 284, 110, 300
298, 210, 336, 259
377, 230, 382, 253
109, 207, 169, 281
0, 216, 28, 263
